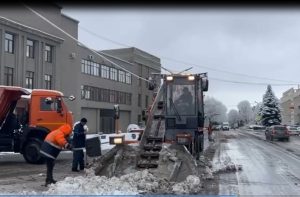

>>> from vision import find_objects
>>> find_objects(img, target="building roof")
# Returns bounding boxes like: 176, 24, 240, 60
61, 13, 79, 23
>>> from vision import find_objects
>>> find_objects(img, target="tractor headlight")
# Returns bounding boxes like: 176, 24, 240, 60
188, 75, 195, 80
166, 76, 173, 81
109, 135, 125, 145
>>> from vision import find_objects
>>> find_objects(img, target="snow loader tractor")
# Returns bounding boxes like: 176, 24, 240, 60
137, 73, 209, 168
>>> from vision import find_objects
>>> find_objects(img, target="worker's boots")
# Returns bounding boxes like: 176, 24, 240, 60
45, 178, 57, 187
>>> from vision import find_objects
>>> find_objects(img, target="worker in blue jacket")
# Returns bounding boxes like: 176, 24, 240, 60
72, 118, 88, 172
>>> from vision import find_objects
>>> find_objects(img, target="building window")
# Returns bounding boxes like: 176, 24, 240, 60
93, 62, 100, 76
138, 94, 141, 107
26, 39, 34, 58
110, 68, 118, 81
125, 73, 132, 84
5, 33, 14, 54
25, 71, 34, 89
110, 90, 116, 103
138, 78, 142, 86
126, 93, 132, 105
101, 65, 110, 79
102, 89, 110, 102
145, 95, 149, 108
138, 115, 142, 125
81, 59, 100, 76
119, 70, 125, 83
81, 60, 85, 73
4, 67, 13, 86
45, 44, 53, 63
84, 87, 91, 100
81, 85, 85, 99
118, 92, 124, 104
81, 85, 131, 105
45, 74, 52, 89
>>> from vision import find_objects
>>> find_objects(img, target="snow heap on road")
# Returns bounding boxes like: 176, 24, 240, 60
42, 170, 201, 195
213, 160, 242, 174
172, 175, 201, 194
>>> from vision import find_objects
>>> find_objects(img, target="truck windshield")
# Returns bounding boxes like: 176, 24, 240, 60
167, 84, 195, 116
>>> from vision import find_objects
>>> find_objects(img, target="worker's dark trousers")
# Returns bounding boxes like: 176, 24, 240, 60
46, 157, 55, 181
72, 149, 84, 170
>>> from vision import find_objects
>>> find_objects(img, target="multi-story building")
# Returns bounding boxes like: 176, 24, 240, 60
280, 87, 300, 125
0, 3, 161, 133
79, 46, 161, 133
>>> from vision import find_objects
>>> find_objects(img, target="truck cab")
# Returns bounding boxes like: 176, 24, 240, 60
0, 86, 74, 164
222, 122, 230, 131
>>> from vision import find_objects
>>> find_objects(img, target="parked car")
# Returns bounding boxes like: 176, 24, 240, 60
212, 125, 222, 131
265, 125, 290, 141
286, 126, 299, 135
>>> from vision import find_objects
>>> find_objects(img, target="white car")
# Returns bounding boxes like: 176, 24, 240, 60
287, 126, 299, 135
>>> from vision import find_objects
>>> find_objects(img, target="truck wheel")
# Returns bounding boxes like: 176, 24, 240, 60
23, 140, 45, 164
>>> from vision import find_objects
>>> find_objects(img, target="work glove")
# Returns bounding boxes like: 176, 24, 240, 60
83, 125, 89, 134
64, 143, 72, 150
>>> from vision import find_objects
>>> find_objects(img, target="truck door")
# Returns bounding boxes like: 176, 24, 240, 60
30, 96, 67, 132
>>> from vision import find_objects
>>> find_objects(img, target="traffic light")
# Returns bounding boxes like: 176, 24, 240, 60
114, 104, 120, 119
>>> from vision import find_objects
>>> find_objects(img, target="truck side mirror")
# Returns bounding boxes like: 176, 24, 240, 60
68, 95, 76, 101
201, 78, 209, 92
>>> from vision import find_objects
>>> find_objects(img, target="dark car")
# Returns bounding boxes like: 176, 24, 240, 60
265, 125, 290, 141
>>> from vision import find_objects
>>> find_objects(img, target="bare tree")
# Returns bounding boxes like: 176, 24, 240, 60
228, 109, 239, 128
252, 102, 262, 124
204, 96, 227, 124
237, 100, 253, 126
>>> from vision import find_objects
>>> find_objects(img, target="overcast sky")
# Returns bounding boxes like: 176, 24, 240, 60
62, 7, 300, 112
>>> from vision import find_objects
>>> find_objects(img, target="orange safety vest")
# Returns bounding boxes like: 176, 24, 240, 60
44, 124, 72, 148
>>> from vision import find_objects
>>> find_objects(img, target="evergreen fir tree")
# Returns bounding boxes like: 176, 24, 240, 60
259, 85, 282, 126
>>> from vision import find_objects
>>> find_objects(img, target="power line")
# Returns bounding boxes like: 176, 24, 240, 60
77, 24, 300, 84
162, 57, 300, 84
209, 77, 298, 86
80, 25, 163, 71
22, 5, 151, 83
80, 25, 131, 48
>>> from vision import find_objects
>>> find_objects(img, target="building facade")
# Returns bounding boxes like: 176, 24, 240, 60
280, 88, 300, 125
0, 3, 161, 133
79, 46, 161, 133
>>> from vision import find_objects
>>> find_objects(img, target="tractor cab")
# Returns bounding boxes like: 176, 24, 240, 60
163, 73, 208, 155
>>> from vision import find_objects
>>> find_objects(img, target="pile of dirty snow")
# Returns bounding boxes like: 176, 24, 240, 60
42, 169, 201, 195
213, 160, 242, 174
172, 175, 201, 194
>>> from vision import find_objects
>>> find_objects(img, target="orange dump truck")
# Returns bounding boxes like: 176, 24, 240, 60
0, 86, 74, 164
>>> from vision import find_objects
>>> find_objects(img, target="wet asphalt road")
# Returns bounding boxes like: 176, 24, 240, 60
216, 129, 300, 196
